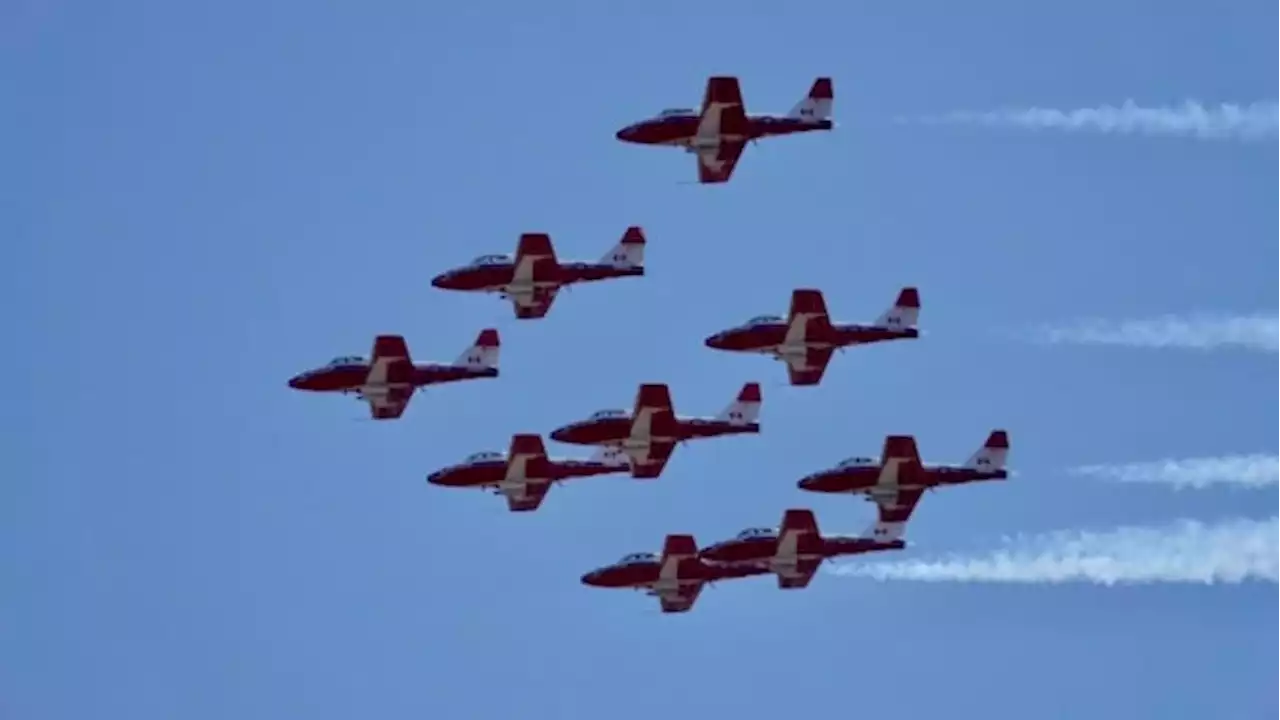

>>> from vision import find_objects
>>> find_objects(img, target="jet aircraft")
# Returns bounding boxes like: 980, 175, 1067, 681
286, 330, 500, 420
615, 76, 835, 184
427, 434, 630, 512
548, 382, 762, 479
798, 430, 1011, 518
704, 287, 920, 386
699, 508, 907, 589
430, 227, 646, 319
580, 534, 764, 613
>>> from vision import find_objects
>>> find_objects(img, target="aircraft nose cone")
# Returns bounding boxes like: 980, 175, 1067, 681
704, 333, 725, 349
580, 570, 603, 587
430, 272, 451, 289
797, 474, 818, 491
287, 375, 304, 390
616, 126, 639, 143
548, 427, 570, 443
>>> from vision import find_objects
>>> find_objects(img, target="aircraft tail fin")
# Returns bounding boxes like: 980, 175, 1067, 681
715, 382, 762, 425
600, 226, 646, 269
965, 430, 1010, 471
788, 77, 834, 122
455, 328, 501, 370
873, 287, 921, 330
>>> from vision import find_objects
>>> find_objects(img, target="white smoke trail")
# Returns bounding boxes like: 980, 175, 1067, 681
912, 100, 1279, 141
1033, 314, 1279, 352
1072, 455, 1279, 490
916, 101, 1280, 140
830, 517, 1278, 585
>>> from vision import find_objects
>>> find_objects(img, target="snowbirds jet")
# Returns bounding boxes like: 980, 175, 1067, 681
286, 330, 500, 420
548, 382, 762, 479
699, 508, 907, 590
427, 434, 631, 512
430, 227, 646, 319
580, 534, 765, 613
615, 76, 835, 184
798, 430, 1011, 517
704, 287, 920, 386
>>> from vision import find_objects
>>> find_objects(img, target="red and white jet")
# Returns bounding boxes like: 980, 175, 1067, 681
286, 330, 500, 420
615, 76, 835, 184
580, 534, 764, 613
797, 431, 1011, 517
426, 434, 631, 512
430, 227, 646, 319
704, 287, 920, 386
548, 382, 762, 479
698, 507, 907, 589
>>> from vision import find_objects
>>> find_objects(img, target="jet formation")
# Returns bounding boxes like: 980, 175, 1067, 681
287, 75, 1014, 613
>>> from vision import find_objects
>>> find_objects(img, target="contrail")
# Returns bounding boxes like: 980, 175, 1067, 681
1032, 314, 1279, 352
1072, 454, 1279, 490
909, 100, 1279, 141
829, 517, 1278, 585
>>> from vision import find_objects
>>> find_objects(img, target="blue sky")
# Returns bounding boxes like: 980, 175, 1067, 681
4, 1, 1276, 718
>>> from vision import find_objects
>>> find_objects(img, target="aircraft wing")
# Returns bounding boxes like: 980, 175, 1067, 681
502, 482, 551, 513
511, 286, 559, 319
875, 487, 926, 525
696, 140, 747, 184
784, 346, 834, 386
866, 435, 925, 512
365, 335, 416, 420
365, 386, 414, 420
694, 77, 750, 184
631, 439, 676, 479
657, 582, 704, 614
628, 384, 678, 479
776, 557, 823, 590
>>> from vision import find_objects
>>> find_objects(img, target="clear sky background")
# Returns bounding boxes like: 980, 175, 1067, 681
4, 1, 1277, 718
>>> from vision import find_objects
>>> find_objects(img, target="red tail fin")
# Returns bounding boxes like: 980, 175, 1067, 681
809, 78, 834, 100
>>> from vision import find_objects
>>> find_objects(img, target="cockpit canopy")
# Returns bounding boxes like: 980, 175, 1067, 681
327, 356, 365, 366
590, 408, 628, 420
471, 253, 511, 266
735, 527, 779, 540
466, 451, 504, 463
838, 456, 876, 468
747, 314, 784, 326
658, 108, 694, 117
619, 552, 657, 565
